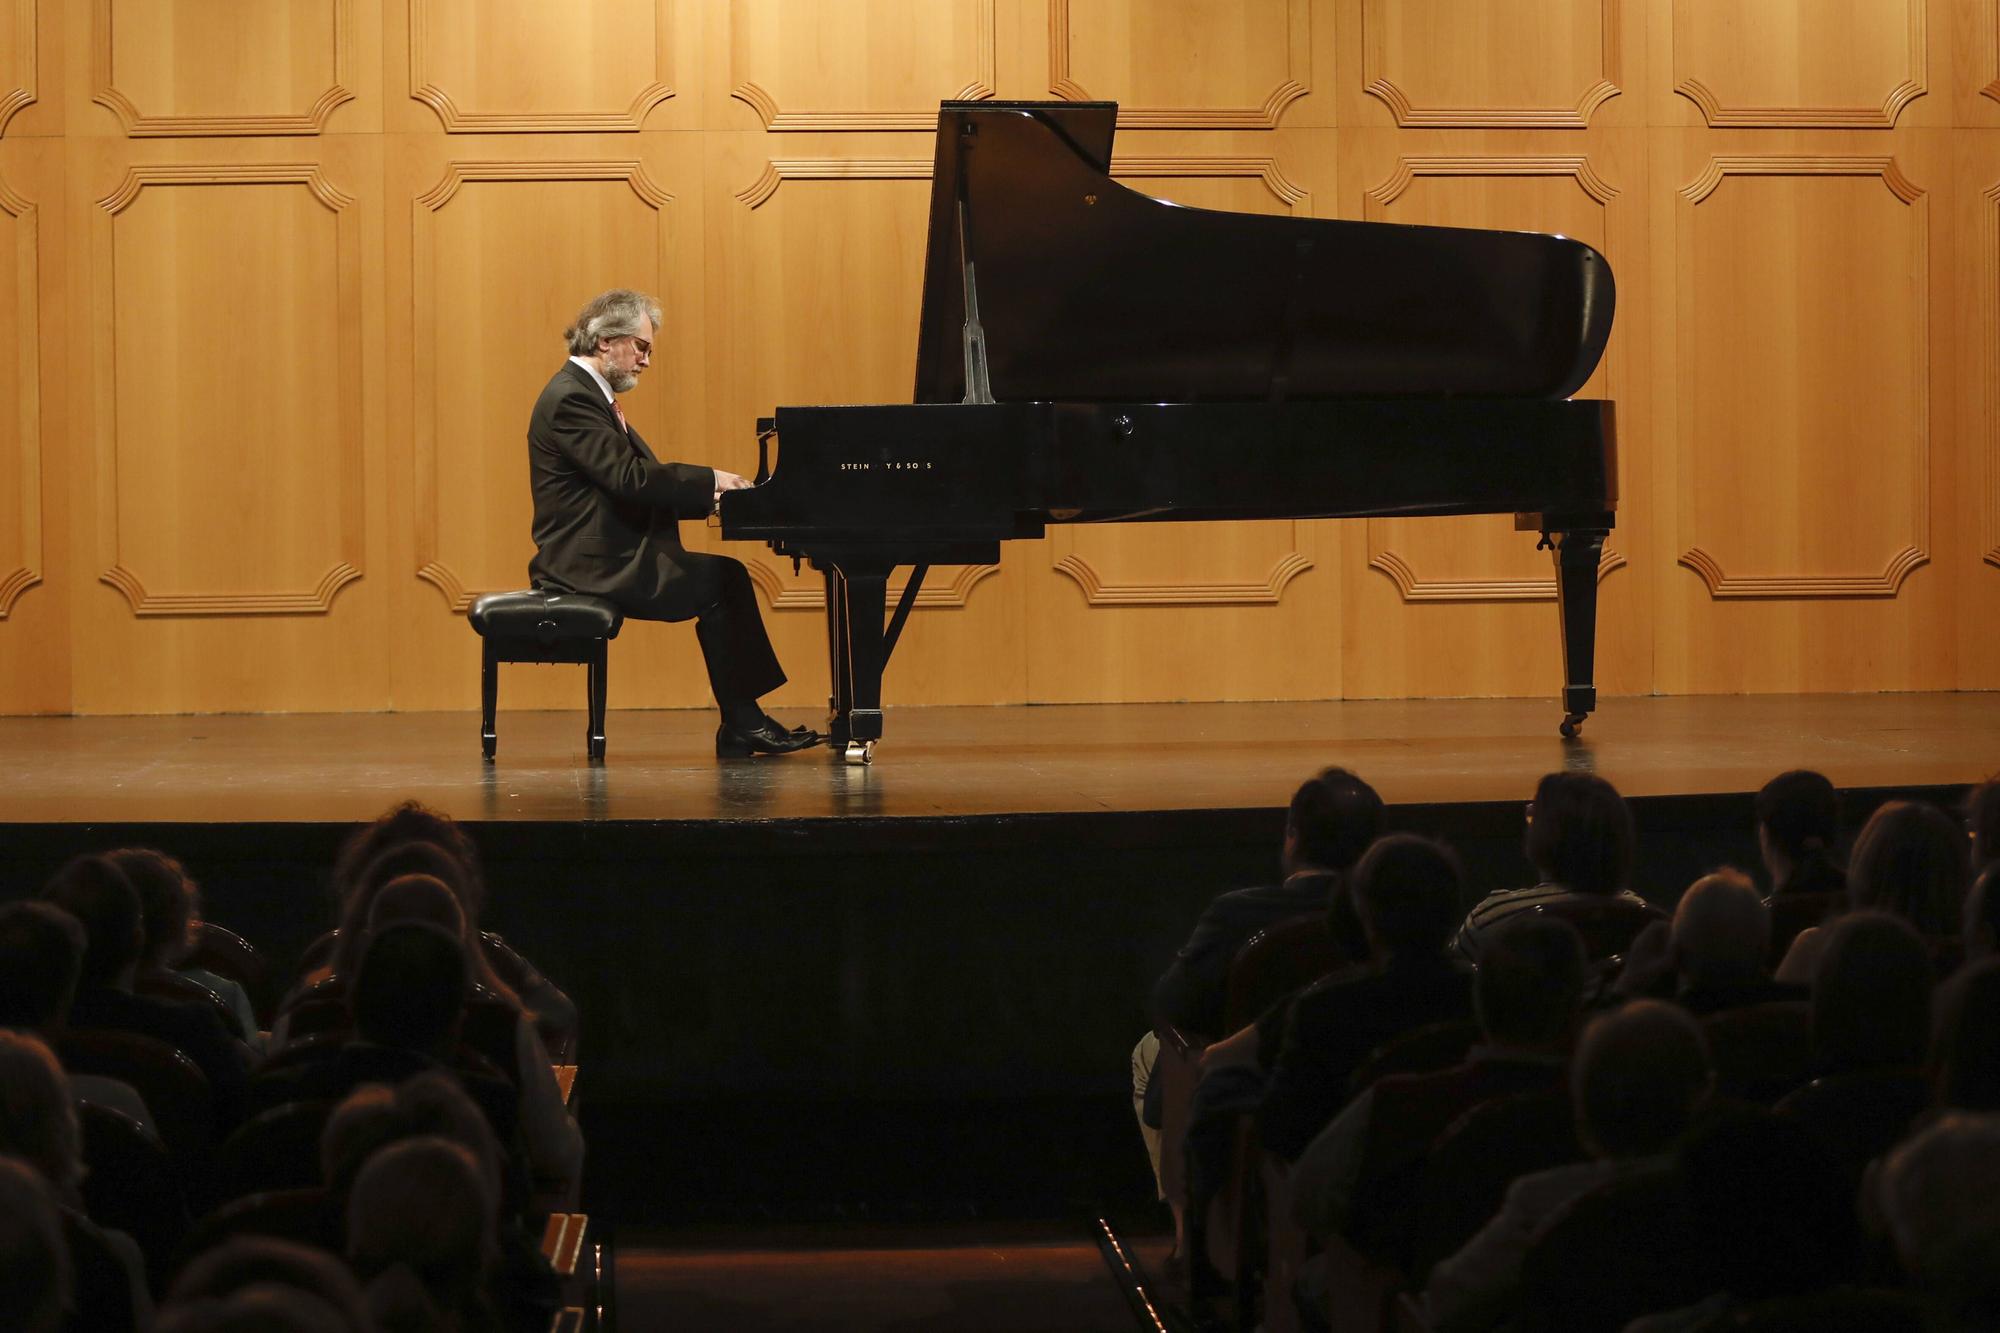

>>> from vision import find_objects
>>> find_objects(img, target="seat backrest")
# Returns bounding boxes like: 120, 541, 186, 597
1346, 1018, 1481, 1100
1222, 914, 1348, 1032
1767, 892, 1844, 965
181, 1187, 339, 1267
1520, 1167, 1712, 1333
56, 1028, 216, 1165
185, 922, 275, 1025
1409, 1090, 1582, 1283
78, 1100, 188, 1287
213, 1099, 337, 1205
1702, 1001, 1814, 1105
1775, 1069, 1933, 1177
137, 970, 247, 1040
1530, 896, 1666, 959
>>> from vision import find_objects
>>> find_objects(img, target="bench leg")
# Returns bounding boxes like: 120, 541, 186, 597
481, 640, 499, 760
586, 641, 607, 762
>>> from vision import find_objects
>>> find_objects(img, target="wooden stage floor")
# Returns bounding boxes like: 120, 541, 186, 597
1, 692, 1993, 826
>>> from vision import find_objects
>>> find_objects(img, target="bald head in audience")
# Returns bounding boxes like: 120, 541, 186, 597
1672, 868, 1771, 985
1573, 1000, 1711, 1160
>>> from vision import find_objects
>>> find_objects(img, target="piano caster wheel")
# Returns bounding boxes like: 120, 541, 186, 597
844, 740, 875, 766
1559, 713, 1586, 739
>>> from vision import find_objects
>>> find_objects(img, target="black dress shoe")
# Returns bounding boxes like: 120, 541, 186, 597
716, 718, 823, 757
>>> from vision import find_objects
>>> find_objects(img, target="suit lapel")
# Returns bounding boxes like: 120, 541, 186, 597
563, 361, 652, 457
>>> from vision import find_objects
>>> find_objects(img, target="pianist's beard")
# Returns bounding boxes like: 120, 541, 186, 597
605, 366, 639, 393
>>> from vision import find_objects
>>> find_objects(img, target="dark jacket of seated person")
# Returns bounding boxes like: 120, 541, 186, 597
44, 852, 252, 1124
1258, 834, 1475, 1162
1151, 768, 1385, 1037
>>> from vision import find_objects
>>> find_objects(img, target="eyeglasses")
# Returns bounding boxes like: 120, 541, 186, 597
626, 336, 652, 357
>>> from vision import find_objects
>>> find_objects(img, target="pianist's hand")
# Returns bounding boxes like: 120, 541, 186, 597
712, 468, 752, 510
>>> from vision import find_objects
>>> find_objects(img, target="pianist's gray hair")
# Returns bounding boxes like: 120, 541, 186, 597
564, 289, 663, 357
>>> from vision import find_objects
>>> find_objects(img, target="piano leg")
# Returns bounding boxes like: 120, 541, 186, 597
822, 563, 853, 747
1549, 524, 1609, 738
838, 565, 889, 764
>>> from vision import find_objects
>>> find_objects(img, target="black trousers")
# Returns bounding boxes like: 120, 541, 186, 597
644, 552, 787, 706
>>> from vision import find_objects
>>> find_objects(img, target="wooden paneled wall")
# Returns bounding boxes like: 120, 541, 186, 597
2, 0, 1997, 716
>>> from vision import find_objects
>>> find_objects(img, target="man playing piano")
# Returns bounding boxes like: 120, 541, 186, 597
527, 288, 820, 757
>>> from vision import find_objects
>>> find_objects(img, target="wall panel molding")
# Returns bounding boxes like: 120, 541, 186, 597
0, 0, 35, 136
92, 0, 355, 136
93, 165, 364, 616
1368, 547, 1626, 602
0, 171, 36, 617
1362, 0, 1618, 128
1054, 544, 1311, 606
410, 0, 674, 132
1047, 0, 1310, 129
413, 161, 672, 612
736, 157, 930, 208
732, 0, 993, 131
1672, 0, 1924, 128
745, 560, 998, 610
1676, 156, 1928, 599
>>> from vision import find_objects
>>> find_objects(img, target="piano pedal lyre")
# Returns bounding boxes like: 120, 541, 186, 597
844, 740, 875, 765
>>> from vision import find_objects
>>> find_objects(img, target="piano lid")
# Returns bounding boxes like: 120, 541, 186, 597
912, 101, 1614, 406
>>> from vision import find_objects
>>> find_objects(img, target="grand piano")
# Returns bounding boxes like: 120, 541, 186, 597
722, 101, 1617, 764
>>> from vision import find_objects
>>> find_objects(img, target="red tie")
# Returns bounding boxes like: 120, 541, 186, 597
612, 401, 628, 433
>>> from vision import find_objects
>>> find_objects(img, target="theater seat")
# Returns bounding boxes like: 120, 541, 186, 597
469, 590, 623, 761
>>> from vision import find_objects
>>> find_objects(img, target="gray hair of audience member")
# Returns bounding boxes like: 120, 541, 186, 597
0, 1032, 80, 1197
1525, 771, 1636, 896
1352, 834, 1465, 959
1672, 868, 1771, 982
563, 288, 662, 357
106, 847, 199, 969
1965, 862, 2000, 963
1572, 999, 1711, 1159
1935, 959, 2000, 1112
162, 1235, 371, 1333
347, 1136, 497, 1330
350, 920, 469, 1055
321, 1072, 503, 1215
1473, 914, 1587, 1047
1811, 910, 1933, 1072
0, 901, 86, 1029
0, 1155, 69, 1333
42, 853, 144, 988
1677, 1108, 1856, 1301
1878, 1112, 2000, 1327
1848, 799, 1969, 937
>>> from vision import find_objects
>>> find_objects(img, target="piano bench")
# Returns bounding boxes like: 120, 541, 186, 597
467, 591, 624, 762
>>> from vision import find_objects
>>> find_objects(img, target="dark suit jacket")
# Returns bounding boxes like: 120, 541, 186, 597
1150, 870, 1344, 1037
527, 361, 717, 619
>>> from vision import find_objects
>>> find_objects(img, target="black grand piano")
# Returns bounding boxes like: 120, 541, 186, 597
722, 101, 1617, 764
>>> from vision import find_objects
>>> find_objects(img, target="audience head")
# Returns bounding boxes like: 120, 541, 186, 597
1848, 799, 1968, 937
163, 1236, 372, 1333
1967, 776, 2000, 871
0, 1157, 68, 1333
1811, 910, 1932, 1072
1285, 767, 1385, 875
1571, 1000, 1710, 1159
106, 847, 199, 971
1524, 772, 1634, 897
1935, 959, 2000, 1112
1672, 868, 1771, 984
346, 1136, 496, 1331
0, 1032, 81, 1196
1756, 770, 1843, 892
350, 922, 468, 1056
41, 853, 143, 989
322, 1072, 503, 1216
333, 802, 485, 918
1473, 915, 1586, 1049
1966, 861, 2000, 963
365, 874, 467, 938
1351, 834, 1463, 961
1879, 1113, 2000, 1329
0, 901, 86, 1029
1678, 1109, 1856, 1301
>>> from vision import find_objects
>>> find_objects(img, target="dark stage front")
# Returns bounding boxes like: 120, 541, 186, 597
1, 694, 1991, 1221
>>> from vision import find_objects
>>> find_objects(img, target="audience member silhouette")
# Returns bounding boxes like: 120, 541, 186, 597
1933, 958, 2000, 1112
1756, 769, 1846, 897
1808, 911, 1934, 1077
1965, 861, 2000, 964
1420, 1000, 1712, 1333
1454, 771, 1649, 962
110, 847, 261, 1045
0, 1155, 68, 1333
1967, 776, 2000, 872
1617, 868, 1804, 1013
160, 1235, 373, 1333
347, 1135, 502, 1333
1878, 1112, 2000, 1332
1780, 800, 1968, 982
0, 900, 157, 1132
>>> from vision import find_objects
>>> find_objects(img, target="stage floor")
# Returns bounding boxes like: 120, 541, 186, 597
1, 692, 1992, 825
